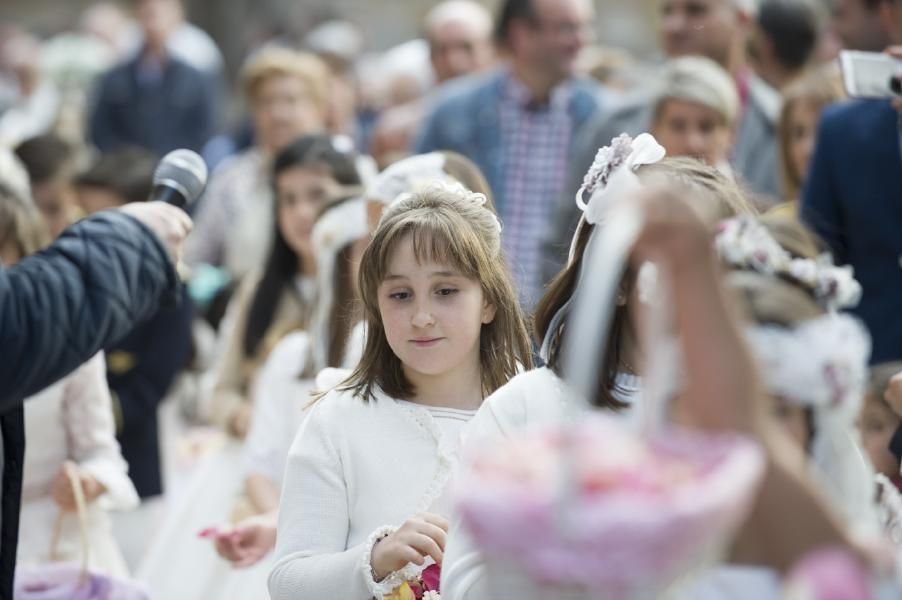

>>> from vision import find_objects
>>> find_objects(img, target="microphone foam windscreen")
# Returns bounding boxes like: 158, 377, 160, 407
153, 149, 209, 204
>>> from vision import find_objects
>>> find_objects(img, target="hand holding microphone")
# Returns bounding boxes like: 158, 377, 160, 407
119, 149, 208, 267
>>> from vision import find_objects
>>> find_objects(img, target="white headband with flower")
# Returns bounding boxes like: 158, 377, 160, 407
577, 133, 667, 222
715, 217, 862, 311
540, 133, 666, 361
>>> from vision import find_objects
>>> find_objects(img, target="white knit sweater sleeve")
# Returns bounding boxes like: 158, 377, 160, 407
440, 370, 537, 600
268, 396, 381, 599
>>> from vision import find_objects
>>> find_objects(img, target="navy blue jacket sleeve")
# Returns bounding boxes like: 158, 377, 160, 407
0, 210, 179, 409
800, 108, 848, 265
112, 288, 193, 434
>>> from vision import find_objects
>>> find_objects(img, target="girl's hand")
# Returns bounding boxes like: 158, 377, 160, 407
884, 371, 902, 418
228, 402, 253, 439
51, 461, 105, 511
632, 186, 712, 273
212, 513, 278, 568
370, 513, 448, 582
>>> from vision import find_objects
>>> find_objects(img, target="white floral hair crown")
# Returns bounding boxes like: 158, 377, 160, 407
715, 217, 862, 311
392, 180, 502, 234
745, 313, 870, 414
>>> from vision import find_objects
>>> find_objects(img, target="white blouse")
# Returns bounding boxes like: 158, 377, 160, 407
268, 385, 475, 600
19, 353, 139, 576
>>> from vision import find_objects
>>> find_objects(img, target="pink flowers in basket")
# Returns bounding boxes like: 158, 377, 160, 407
383, 564, 441, 600
456, 415, 765, 597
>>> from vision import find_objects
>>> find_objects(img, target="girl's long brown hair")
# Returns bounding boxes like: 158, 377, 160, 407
535, 157, 757, 409
340, 186, 533, 401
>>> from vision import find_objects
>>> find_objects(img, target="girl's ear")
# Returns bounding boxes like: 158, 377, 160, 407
482, 298, 497, 325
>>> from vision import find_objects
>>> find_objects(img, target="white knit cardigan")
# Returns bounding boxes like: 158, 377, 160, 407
268, 384, 468, 599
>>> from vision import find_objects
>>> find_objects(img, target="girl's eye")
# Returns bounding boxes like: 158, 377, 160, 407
389, 291, 411, 301
436, 288, 458, 297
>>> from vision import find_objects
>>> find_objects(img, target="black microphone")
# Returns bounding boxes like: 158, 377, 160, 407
151, 149, 208, 210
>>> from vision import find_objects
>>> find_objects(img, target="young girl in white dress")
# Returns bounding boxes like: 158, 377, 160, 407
208, 197, 371, 580
440, 135, 880, 599
0, 185, 138, 577
268, 182, 533, 599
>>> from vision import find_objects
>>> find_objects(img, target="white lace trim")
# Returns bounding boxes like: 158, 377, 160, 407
360, 524, 402, 598
360, 524, 437, 598
393, 401, 459, 514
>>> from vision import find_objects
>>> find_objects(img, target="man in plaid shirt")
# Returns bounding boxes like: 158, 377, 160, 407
416, 0, 606, 307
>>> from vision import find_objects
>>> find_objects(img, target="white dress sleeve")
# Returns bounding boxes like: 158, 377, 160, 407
440, 372, 536, 599
268, 398, 381, 599
62, 353, 139, 511
245, 332, 314, 486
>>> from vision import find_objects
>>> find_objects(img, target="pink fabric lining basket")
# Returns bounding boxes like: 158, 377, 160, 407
456, 416, 765, 598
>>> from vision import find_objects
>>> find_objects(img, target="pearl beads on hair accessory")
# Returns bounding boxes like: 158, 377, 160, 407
715, 217, 862, 311
394, 180, 503, 234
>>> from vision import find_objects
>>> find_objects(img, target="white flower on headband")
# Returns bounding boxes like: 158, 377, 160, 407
715, 217, 862, 311
575, 133, 667, 225
745, 313, 870, 414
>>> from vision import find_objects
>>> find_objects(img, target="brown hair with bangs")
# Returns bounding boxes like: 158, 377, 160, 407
535, 157, 757, 410
339, 185, 533, 401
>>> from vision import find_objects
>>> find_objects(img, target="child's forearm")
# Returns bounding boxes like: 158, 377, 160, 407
671, 256, 760, 433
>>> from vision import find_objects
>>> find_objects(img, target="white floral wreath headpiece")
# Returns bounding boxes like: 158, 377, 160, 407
715, 217, 862, 311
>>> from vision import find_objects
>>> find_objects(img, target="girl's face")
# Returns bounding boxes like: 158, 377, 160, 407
858, 394, 902, 479
786, 99, 820, 187
652, 99, 733, 168
377, 234, 496, 386
253, 75, 325, 154
275, 165, 339, 264
772, 395, 812, 451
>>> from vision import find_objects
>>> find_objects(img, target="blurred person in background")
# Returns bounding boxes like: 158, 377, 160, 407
546, 0, 756, 279
370, 2, 495, 169
769, 66, 844, 218
416, 0, 603, 307
801, 2, 902, 364
0, 31, 60, 148
304, 20, 365, 139
428, 0, 496, 84
14, 133, 83, 238
207, 135, 361, 438
649, 56, 740, 173
74, 147, 194, 570
736, 0, 821, 205
185, 47, 330, 284
547, 0, 819, 275
2, 189, 140, 578
89, 0, 217, 157
831, 0, 892, 50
